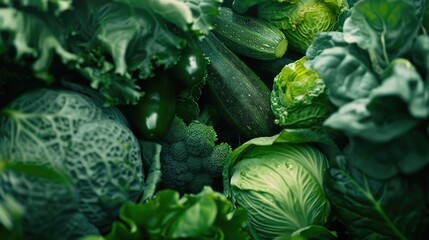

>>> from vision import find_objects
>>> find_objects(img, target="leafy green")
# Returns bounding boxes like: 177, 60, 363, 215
305, 0, 429, 238
305, 0, 429, 179
342, 0, 420, 74
0, 195, 24, 240
102, 187, 249, 240
325, 155, 429, 239
0, 88, 161, 239
305, 32, 378, 107
274, 225, 337, 240
224, 129, 338, 240
0, 5, 79, 83
0, 0, 221, 105
271, 57, 335, 128
257, 0, 347, 53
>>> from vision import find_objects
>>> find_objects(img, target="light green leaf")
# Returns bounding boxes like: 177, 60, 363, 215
271, 57, 335, 128
258, 0, 345, 52
168, 194, 217, 238
105, 187, 249, 240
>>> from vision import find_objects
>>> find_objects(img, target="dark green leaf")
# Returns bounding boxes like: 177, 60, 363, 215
343, 0, 420, 73
306, 32, 378, 107
5, 162, 72, 185
371, 59, 428, 118
326, 155, 429, 239
346, 130, 429, 179
324, 99, 419, 143
0, 196, 24, 240
0, 7, 79, 83
139, 140, 162, 202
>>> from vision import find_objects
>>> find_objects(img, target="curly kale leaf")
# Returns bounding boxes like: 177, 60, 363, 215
0, 0, 221, 105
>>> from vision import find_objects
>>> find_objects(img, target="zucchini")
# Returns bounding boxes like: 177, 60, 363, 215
198, 33, 280, 139
212, 7, 288, 60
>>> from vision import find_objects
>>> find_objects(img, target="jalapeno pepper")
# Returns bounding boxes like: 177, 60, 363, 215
129, 73, 176, 140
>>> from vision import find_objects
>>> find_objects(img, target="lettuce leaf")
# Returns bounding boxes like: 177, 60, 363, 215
99, 187, 249, 240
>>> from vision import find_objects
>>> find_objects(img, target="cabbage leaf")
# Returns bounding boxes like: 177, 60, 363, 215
223, 129, 338, 239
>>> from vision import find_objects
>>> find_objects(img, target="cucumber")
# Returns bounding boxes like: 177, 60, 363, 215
212, 7, 288, 60
198, 33, 280, 139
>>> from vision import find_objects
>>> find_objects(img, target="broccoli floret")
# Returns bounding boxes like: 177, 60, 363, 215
158, 116, 232, 193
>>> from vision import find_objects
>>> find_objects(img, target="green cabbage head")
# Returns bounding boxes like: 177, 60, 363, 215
271, 57, 335, 128
224, 130, 333, 239
257, 0, 347, 53
0, 88, 158, 239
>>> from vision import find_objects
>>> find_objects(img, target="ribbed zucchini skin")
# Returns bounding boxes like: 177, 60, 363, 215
212, 7, 288, 60
198, 33, 280, 139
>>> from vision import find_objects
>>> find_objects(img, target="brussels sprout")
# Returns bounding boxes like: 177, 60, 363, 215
271, 57, 335, 128
224, 130, 337, 240
257, 0, 347, 53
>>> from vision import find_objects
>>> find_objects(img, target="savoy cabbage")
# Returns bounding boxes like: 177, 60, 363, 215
0, 88, 159, 239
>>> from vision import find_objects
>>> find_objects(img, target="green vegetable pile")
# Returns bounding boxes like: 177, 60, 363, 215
1, 0, 429, 239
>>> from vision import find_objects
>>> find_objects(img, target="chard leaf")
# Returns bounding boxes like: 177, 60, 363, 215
306, 32, 379, 107
343, 0, 420, 73
325, 155, 429, 239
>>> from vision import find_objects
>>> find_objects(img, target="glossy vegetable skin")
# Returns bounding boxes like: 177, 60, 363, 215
129, 74, 176, 140
213, 7, 288, 60
170, 40, 207, 87
198, 33, 280, 139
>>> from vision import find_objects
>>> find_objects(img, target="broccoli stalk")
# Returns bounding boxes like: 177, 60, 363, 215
158, 116, 232, 193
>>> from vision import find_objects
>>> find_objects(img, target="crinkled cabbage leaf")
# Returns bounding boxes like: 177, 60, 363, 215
271, 57, 335, 128
0, 88, 161, 239
257, 0, 347, 53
